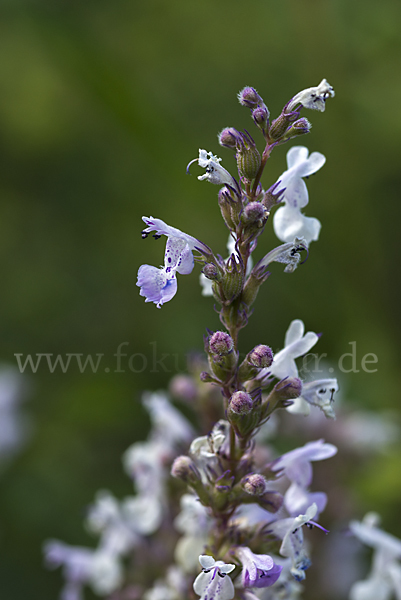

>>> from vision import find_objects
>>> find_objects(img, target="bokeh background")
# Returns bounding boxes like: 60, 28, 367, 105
0, 0, 400, 598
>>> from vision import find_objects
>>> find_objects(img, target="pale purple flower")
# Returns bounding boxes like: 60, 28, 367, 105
272, 440, 337, 517
257, 557, 304, 600
287, 79, 335, 113
138, 216, 209, 308
273, 146, 325, 244
44, 541, 93, 600
193, 555, 236, 600
269, 504, 327, 582
349, 513, 401, 600
236, 546, 282, 588
272, 440, 337, 487
44, 541, 123, 600
283, 482, 328, 518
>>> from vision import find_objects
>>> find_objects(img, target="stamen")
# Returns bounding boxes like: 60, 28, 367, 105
186, 158, 199, 175
308, 520, 329, 534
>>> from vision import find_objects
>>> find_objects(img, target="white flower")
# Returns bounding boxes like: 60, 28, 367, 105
122, 493, 164, 536
88, 551, 123, 595
259, 319, 319, 382
295, 379, 338, 419
174, 494, 211, 572
123, 440, 165, 494
258, 320, 338, 419
143, 391, 194, 446
273, 146, 325, 244
193, 555, 236, 600
349, 513, 401, 600
190, 149, 237, 188
144, 566, 187, 600
287, 79, 335, 112
86, 490, 138, 555
255, 237, 308, 274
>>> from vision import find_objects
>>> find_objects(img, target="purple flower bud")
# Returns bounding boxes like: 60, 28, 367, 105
242, 202, 267, 224
282, 117, 312, 141
241, 473, 266, 495
209, 331, 234, 356
291, 117, 312, 135
249, 345, 274, 369
238, 86, 264, 108
275, 377, 303, 400
202, 263, 220, 281
200, 371, 214, 382
252, 105, 270, 129
218, 127, 239, 150
229, 391, 253, 415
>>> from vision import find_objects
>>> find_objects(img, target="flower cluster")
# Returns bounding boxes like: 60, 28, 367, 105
44, 392, 194, 599
46, 79, 399, 600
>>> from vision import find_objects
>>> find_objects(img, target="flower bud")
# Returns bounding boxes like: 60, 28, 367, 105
284, 117, 312, 139
241, 473, 266, 496
218, 187, 236, 230
261, 181, 285, 212
252, 105, 270, 130
171, 455, 201, 485
269, 110, 299, 141
209, 331, 234, 356
242, 201, 266, 225
275, 377, 303, 400
203, 263, 221, 282
249, 345, 274, 369
238, 345, 273, 383
218, 127, 239, 150
229, 391, 253, 415
238, 86, 264, 109
256, 491, 283, 513
236, 132, 261, 181
200, 371, 214, 382
261, 377, 303, 419
221, 253, 244, 301
241, 265, 270, 308
227, 391, 260, 438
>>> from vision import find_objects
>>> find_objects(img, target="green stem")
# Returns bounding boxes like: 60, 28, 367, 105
251, 142, 273, 197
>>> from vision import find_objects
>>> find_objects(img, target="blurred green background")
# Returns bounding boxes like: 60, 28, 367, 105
0, 0, 400, 598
